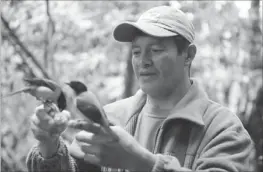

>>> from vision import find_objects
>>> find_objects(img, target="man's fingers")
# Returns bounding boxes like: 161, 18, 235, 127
53, 111, 71, 125
31, 116, 49, 133
68, 120, 102, 134
35, 107, 53, 123
30, 119, 50, 140
69, 139, 85, 159
81, 143, 100, 155
34, 104, 45, 113
75, 130, 112, 144
43, 102, 59, 113
75, 131, 96, 144
32, 113, 54, 131
61, 110, 71, 119
84, 153, 100, 165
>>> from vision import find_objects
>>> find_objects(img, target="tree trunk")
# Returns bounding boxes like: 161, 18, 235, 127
246, 87, 263, 172
123, 46, 134, 98
249, 0, 262, 70
246, 0, 263, 171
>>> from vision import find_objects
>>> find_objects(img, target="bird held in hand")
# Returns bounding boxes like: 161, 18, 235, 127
66, 81, 118, 141
4, 77, 67, 112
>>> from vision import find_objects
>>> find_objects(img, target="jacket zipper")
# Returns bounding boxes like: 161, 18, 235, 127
153, 125, 164, 154
153, 118, 171, 154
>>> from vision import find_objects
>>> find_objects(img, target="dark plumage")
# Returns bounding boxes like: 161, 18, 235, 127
67, 80, 118, 141
66, 81, 102, 124
57, 91, 67, 111
4, 77, 67, 111
65, 81, 87, 96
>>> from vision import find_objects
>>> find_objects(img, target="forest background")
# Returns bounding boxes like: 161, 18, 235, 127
1, 0, 262, 171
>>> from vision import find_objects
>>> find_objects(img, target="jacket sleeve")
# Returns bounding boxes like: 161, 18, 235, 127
26, 137, 101, 172
193, 121, 255, 172
150, 111, 255, 172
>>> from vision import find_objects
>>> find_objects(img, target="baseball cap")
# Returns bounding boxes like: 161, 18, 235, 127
113, 6, 195, 43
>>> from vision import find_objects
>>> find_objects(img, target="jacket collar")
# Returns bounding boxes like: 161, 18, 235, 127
124, 78, 208, 127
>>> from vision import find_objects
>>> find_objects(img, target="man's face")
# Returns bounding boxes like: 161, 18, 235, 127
131, 35, 186, 97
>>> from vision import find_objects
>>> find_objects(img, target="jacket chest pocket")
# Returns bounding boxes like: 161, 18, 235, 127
158, 121, 193, 167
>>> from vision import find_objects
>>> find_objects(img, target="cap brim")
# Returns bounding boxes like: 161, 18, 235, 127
113, 21, 178, 42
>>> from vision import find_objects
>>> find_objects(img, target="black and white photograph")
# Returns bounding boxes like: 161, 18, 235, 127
1, 1, 262, 172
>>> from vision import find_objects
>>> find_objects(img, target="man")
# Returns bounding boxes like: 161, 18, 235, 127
27, 5, 255, 172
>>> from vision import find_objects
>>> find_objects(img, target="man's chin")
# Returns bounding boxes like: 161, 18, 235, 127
139, 83, 160, 96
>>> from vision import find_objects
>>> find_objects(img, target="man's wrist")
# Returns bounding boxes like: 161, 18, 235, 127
144, 152, 157, 171
38, 136, 60, 158
134, 150, 157, 171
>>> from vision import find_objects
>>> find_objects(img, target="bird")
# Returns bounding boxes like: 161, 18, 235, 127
3, 77, 67, 112
66, 81, 118, 141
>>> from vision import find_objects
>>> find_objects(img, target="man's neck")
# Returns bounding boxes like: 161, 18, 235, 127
146, 78, 192, 111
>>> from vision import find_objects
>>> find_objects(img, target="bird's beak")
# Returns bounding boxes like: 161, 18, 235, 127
65, 82, 75, 91
64, 82, 72, 89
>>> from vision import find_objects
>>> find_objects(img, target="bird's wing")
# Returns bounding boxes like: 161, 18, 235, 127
76, 98, 102, 124
77, 92, 111, 127
3, 87, 32, 98
69, 91, 118, 141
23, 78, 60, 91
23, 78, 67, 111
57, 90, 67, 111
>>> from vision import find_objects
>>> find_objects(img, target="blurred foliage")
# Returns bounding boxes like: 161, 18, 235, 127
1, 1, 262, 171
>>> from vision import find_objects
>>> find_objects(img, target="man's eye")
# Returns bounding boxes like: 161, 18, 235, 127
132, 50, 141, 56
151, 49, 163, 53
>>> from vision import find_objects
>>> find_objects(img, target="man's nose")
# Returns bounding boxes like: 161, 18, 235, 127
141, 51, 153, 68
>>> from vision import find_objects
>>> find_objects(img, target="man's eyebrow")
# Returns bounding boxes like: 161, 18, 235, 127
150, 39, 166, 46
131, 44, 140, 49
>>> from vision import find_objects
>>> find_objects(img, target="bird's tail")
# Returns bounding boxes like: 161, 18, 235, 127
2, 87, 32, 98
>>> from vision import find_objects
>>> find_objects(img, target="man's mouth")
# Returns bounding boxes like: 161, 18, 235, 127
139, 72, 156, 76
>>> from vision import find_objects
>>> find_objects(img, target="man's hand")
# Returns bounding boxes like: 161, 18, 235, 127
68, 122, 157, 171
30, 104, 71, 158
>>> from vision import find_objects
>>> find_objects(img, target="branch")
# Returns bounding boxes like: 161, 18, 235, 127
46, 0, 55, 32
43, 1, 49, 69
1, 15, 51, 79
45, 0, 56, 76
7, 38, 37, 77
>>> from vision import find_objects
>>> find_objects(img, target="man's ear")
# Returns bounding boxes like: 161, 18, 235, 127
185, 44, 196, 66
